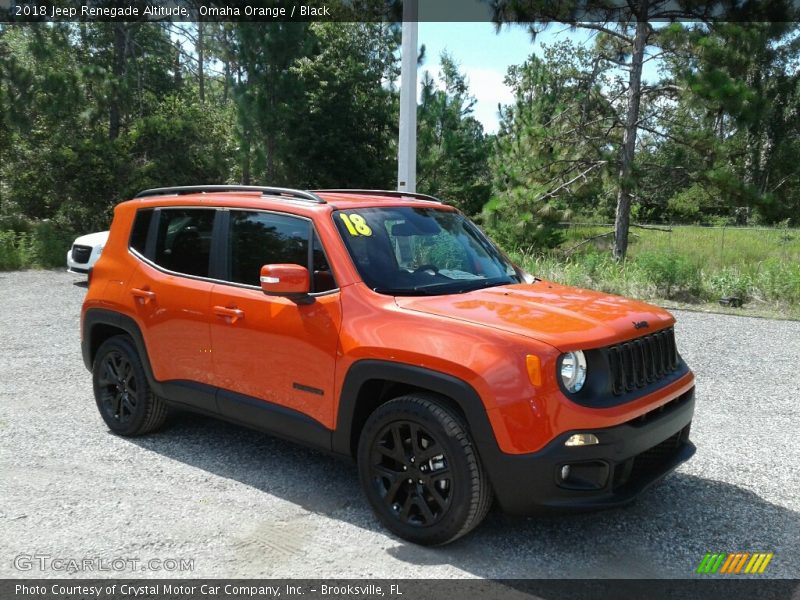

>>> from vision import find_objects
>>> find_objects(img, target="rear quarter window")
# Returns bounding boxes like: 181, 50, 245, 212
129, 208, 153, 255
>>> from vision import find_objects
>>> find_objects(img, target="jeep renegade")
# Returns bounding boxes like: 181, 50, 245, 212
81, 186, 696, 545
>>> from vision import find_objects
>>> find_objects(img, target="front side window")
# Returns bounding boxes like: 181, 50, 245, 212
311, 234, 337, 293
152, 209, 215, 277
228, 211, 310, 287
333, 207, 521, 295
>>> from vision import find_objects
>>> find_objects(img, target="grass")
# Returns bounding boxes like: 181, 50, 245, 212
510, 224, 800, 320
561, 223, 800, 269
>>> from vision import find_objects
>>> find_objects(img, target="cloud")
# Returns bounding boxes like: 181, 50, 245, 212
463, 68, 515, 134
418, 65, 514, 135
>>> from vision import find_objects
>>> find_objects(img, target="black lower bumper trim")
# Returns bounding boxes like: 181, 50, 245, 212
481, 387, 696, 515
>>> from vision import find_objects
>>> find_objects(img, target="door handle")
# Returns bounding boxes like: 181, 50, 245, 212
213, 305, 245, 324
131, 288, 156, 305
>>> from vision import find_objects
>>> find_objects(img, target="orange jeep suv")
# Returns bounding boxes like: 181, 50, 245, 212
81, 186, 696, 545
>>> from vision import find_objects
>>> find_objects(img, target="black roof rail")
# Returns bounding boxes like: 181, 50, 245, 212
313, 189, 443, 203
134, 185, 326, 204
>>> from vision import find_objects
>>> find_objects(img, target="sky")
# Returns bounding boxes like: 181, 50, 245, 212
416, 22, 661, 134
417, 22, 541, 134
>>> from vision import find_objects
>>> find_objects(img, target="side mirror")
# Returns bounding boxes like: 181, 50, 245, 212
260, 264, 310, 296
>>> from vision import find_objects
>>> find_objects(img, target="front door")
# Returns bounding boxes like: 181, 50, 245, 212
209, 209, 341, 429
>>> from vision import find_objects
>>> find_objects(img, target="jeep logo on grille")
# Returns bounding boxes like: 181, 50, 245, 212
633, 320, 649, 330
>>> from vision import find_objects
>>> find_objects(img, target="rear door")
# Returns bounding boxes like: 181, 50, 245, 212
209, 209, 342, 429
128, 207, 218, 401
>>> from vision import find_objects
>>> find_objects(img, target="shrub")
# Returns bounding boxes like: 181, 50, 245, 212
32, 220, 75, 268
0, 230, 34, 271
0, 217, 75, 270
0, 214, 34, 234
707, 267, 752, 301
752, 258, 800, 304
633, 251, 701, 298
0, 231, 21, 270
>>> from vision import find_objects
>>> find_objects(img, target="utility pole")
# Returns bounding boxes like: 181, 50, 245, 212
397, 0, 418, 193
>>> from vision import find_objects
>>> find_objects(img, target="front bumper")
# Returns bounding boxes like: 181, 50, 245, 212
66, 246, 101, 275
483, 387, 696, 515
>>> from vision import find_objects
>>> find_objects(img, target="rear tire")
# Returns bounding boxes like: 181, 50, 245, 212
357, 393, 492, 545
92, 335, 167, 436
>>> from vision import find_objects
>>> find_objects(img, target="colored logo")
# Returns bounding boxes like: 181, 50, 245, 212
696, 552, 774, 574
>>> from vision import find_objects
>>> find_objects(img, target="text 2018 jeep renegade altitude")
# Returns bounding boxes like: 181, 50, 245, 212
81, 185, 696, 545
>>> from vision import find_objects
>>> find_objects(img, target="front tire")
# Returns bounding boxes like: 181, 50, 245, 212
357, 394, 492, 545
92, 335, 167, 436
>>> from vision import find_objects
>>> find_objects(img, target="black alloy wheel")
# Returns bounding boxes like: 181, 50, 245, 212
97, 350, 138, 426
369, 420, 452, 527
358, 394, 492, 545
92, 335, 168, 436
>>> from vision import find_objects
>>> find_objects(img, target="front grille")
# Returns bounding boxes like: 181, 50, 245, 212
613, 424, 690, 490
607, 328, 679, 395
71, 245, 92, 264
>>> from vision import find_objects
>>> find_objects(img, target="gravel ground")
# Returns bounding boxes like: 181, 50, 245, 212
1, 270, 798, 579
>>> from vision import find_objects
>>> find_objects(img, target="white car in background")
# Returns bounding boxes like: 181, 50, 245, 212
67, 231, 109, 275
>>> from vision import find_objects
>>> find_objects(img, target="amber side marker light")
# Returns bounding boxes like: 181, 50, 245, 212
526, 355, 542, 386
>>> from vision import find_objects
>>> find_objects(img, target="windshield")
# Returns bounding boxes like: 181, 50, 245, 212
333, 207, 523, 295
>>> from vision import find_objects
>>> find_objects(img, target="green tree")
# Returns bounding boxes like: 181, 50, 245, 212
124, 96, 236, 195
0, 24, 89, 221
487, 43, 616, 249
77, 22, 176, 140
1, 22, 235, 231
490, 0, 798, 257
231, 22, 313, 184
654, 22, 800, 224
416, 53, 491, 215
492, 1, 663, 258
284, 22, 399, 188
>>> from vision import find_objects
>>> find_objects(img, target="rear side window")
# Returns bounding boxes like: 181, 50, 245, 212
129, 209, 153, 255
228, 211, 310, 287
152, 209, 215, 277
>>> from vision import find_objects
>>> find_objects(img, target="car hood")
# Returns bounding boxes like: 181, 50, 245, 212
394, 281, 675, 351
73, 231, 109, 246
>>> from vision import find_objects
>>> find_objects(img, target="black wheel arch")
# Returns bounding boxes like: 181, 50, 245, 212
333, 360, 499, 460
83, 309, 156, 385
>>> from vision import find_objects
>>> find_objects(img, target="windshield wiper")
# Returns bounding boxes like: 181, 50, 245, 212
374, 278, 519, 297
452, 278, 515, 293
410, 278, 514, 295
372, 287, 434, 296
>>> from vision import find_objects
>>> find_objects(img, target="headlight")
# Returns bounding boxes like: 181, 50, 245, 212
560, 350, 587, 393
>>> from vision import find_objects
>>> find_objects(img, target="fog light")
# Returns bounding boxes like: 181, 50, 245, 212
556, 461, 610, 490
565, 433, 600, 447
